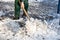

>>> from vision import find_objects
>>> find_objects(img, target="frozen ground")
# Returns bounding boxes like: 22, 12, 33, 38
0, 0, 60, 40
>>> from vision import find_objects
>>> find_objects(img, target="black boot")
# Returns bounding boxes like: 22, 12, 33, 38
13, 16, 19, 20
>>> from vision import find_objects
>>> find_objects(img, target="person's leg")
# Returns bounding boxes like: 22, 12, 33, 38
15, 0, 21, 19
22, 0, 28, 17
57, 0, 60, 14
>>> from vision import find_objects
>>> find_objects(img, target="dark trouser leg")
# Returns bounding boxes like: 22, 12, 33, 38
57, 0, 60, 14
15, 0, 21, 19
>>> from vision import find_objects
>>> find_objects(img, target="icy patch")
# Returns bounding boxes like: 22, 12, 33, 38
0, 11, 5, 16
43, 0, 58, 5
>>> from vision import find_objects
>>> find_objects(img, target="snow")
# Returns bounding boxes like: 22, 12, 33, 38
0, 0, 14, 2
0, 0, 60, 40
0, 18, 60, 40
0, 0, 58, 4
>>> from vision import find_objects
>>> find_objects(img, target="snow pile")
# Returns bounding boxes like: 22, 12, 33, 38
0, 18, 60, 40
49, 18, 60, 35
25, 18, 47, 35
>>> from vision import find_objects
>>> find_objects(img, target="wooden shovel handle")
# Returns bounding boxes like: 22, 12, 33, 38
23, 8, 30, 20
18, 0, 30, 20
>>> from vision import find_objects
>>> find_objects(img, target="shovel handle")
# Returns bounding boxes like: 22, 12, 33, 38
23, 8, 30, 20
18, 0, 30, 20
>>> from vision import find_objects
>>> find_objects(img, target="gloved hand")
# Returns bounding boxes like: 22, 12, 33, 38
21, 2, 24, 9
